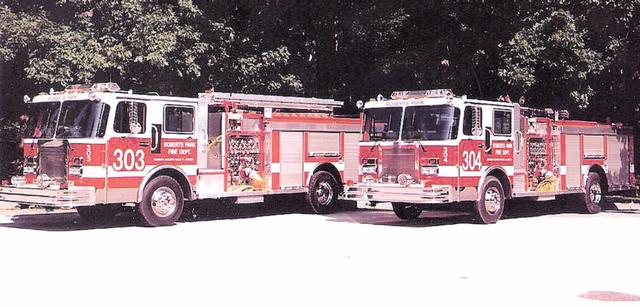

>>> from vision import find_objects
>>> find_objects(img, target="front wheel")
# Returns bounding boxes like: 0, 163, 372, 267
473, 176, 505, 224
138, 176, 184, 226
306, 171, 339, 214
392, 203, 422, 220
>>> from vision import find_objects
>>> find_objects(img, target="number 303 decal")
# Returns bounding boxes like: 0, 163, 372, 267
112, 149, 145, 171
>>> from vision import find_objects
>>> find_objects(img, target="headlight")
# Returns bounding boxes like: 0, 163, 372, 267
421, 165, 439, 176
69, 166, 83, 177
69, 157, 83, 177
361, 165, 377, 174
23, 164, 37, 174
23, 157, 38, 175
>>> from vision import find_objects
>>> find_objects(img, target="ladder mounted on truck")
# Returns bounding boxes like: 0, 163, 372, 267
199, 91, 343, 112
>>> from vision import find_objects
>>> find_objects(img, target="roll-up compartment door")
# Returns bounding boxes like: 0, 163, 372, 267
279, 131, 304, 188
607, 135, 630, 186
343, 133, 360, 183
583, 135, 604, 159
307, 132, 340, 156
566, 134, 581, 188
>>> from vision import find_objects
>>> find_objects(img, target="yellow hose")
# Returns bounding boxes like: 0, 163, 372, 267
206, 135, 223, 152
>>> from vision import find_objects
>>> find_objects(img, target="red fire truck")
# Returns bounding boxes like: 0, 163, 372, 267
346, 89, 636, 223
0, 83, 360, 226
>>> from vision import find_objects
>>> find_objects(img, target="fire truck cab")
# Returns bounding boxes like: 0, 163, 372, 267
0, 83, 360, 226
346, 89, 635, 223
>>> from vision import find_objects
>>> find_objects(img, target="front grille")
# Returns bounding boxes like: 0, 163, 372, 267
38, 140, 67, 179
380, 146, 416, 183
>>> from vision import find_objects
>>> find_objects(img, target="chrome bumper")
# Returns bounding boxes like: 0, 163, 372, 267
0, 184, 96, 208
345, 183, 452, 204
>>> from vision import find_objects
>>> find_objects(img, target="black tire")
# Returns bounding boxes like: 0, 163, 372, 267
583, 172, 604, 214
77, 205, 119, 223
306, 171, 339, 214
473, 176, 505, 224
138, 176, 184, 226
392, 203, 422, 220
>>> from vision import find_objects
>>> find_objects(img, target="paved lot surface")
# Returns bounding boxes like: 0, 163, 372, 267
1, 199, 640, 307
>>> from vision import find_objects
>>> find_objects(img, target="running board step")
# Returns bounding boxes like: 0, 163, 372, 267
234, 196, 264, 204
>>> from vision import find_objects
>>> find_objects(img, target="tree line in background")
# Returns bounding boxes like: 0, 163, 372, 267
1, 0, 639, 133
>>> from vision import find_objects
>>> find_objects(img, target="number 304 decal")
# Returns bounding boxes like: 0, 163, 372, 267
112, 149, 145, 171
462, 150, 482, 171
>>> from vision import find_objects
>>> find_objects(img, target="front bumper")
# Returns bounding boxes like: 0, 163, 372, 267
345, 183, 452, 204
0, 184, 96, 208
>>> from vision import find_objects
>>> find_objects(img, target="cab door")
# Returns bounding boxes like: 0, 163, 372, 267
106, 100, 150, 203
486, 108, 515, 169
156, 103, 198, 183
458, 105, 485, 200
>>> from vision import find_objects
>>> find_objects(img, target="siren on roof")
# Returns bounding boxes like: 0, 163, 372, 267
391, 89, 454, 100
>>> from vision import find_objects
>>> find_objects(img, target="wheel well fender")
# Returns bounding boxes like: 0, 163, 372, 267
137, 165, 194, 202
478, 166, 512, 200
587, 164, 608, 193
307, 163, 343, 193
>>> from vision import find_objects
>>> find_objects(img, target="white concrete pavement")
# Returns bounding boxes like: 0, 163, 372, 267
0, 200, 639, 307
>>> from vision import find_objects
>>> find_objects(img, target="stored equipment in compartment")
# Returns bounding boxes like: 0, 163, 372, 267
227, 135, 262, 190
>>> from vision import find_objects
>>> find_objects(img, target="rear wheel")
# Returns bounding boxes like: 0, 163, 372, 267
77, 205, 119, 223
473, 176, 505, 224
392, 203, 422, 220
138, 176, 184, 226
583, 172, 604, 214
306, 171, 339, 214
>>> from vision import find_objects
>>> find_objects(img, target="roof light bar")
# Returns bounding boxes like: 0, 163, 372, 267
64, 82, 121, 93
391, 89, 454, 100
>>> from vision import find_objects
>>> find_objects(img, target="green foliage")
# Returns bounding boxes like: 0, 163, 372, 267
0, 6, 48, 61
499, 9, 606, 110
0, 116, 25, 141
231, 46, 303, 93
0, 0, 639, 120
2, 1, 208, 92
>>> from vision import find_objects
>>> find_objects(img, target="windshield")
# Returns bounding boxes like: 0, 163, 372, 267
362, 107, 402, 141
56, 100, 110, 138
402, 105, 460, 141
25, 102, 61, 138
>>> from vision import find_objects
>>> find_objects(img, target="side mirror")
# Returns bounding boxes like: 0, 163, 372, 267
484, 127, 492, 153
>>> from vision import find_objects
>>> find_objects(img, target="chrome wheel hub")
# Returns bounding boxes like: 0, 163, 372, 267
484, 187, 502, 214
589, 182, 602, 203
316, 182, 334, 206
151, 187, 177, 218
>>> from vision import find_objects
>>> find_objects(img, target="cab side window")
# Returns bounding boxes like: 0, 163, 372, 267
494, 110, 512, 135
114, 101, 146, 134
463, 106, 482, 136
165, 106, 194, 133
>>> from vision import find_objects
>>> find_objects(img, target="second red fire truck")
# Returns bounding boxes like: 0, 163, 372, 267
0, 83, 360, 226
346, 89, 635, 223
